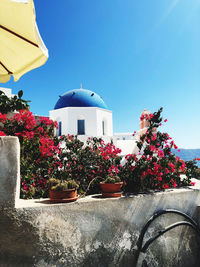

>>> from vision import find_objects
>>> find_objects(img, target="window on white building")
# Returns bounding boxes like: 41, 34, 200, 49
77, 120, 85, 135
102, 121, 105, 135
58, 121, 62, 136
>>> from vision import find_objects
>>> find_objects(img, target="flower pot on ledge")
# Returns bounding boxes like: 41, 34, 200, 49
49, 178, 79, 203
49, 188, 78, 203
100, 182, 123, 198
50, 188, 77, 199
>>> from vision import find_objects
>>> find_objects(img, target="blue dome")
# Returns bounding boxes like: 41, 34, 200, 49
54, 89, 108, 110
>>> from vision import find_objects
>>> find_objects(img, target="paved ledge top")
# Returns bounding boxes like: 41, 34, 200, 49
15, 178, 200, 209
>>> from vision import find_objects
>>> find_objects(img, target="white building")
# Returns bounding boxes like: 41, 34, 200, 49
49, 87, 139, 156
114, 132, 135, 141
50, 88, 113, 138
0, 87, 16, 98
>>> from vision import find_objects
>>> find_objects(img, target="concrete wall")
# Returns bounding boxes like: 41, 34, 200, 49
0, 136, 20, 208
1, 137, 200, 267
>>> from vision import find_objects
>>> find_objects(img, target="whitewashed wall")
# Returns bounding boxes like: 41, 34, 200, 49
50, 107, 113, 137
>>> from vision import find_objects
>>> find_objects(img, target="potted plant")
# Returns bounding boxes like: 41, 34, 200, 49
100, 175, 123, 197
49, 178, 79, 203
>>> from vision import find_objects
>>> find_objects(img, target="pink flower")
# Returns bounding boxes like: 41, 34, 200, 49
162, 184, 169, 189
164, 119, 168, 122
0, 112, 7, 123
0, 131, 6, 136
151, 134, 157, 141
158, 150, 164, 158
165, 168, 170, 174
150, 145, 156, 152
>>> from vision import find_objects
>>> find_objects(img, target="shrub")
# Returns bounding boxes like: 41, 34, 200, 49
0, 90, 30, 114
0, 109, 59, 198
0, 93, 198, 198
120, 108, 196, 192
51, 135, 122, 194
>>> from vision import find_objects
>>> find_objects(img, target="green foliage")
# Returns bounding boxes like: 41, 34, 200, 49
103, 175, 121, 183
0, 90, 30, 114
185, 161, 200, 180
49, 178, 79, 191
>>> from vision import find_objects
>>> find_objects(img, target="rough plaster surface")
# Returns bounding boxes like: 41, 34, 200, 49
1, 137, 200, 267
1, 190, 200, 267
0, 136, 20, 208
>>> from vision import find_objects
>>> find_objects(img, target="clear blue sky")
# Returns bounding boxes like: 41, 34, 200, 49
1, 0, 200, 148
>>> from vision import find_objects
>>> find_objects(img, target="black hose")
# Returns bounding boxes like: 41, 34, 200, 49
133, 209, 200, 267
141, 221, 199, 253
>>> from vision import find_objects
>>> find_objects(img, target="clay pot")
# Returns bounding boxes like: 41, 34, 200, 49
49, 188, 77, 200
100, 182, 123, 193
101, 191, 122, 198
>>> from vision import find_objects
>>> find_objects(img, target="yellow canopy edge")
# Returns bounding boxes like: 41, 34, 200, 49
0, 0, 48, 82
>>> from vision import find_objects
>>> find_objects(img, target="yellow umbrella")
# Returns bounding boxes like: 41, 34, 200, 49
0, 0, 48, 83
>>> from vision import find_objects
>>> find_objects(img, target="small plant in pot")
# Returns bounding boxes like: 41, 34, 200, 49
49, 178, 79, 203
100, 175, 123, 198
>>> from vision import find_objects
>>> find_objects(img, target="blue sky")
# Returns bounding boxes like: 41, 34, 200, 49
1, 0, 200, 148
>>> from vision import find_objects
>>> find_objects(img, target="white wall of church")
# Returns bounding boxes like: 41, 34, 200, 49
67, 107, 97, 136
96, 109, 113, 136
49, 107, 113, 137
49, 107, 69, 135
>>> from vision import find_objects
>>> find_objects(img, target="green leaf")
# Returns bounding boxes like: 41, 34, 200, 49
18, 90, 23, 98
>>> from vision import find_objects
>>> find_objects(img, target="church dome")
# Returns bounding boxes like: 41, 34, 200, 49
54, 88, 108, 110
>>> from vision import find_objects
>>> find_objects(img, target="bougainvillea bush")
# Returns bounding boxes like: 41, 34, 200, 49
120, 108, 199, 192
0, 93, 198, 199
0, 109, 59, 198
0, 109, 122, 198
0, 91, 122, 198
51, 135, 122, 194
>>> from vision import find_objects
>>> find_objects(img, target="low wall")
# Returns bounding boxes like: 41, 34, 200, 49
1, 137, 200, 267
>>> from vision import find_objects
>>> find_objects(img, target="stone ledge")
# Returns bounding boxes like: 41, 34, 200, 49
15, 180, 200, 209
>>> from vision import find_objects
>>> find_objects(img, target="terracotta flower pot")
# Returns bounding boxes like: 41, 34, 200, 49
49, 188, 77, 200
100, 182, 123, 193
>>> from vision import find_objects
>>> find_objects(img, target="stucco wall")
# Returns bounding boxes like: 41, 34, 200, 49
1, 137, 200, 267
49, 107, 113, 137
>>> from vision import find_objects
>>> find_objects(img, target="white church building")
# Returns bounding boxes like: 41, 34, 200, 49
49, 87, 113, 138
49, 87, 138, 156
49, 87, 139, 156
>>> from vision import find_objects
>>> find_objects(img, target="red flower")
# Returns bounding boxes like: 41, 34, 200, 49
162, 184, 169, 189
0, 112, 7, 123
150, 145, 156, 152
0, 131, 6, 136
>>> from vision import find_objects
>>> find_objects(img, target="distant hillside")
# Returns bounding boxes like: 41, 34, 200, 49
172, 149, 200, 167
